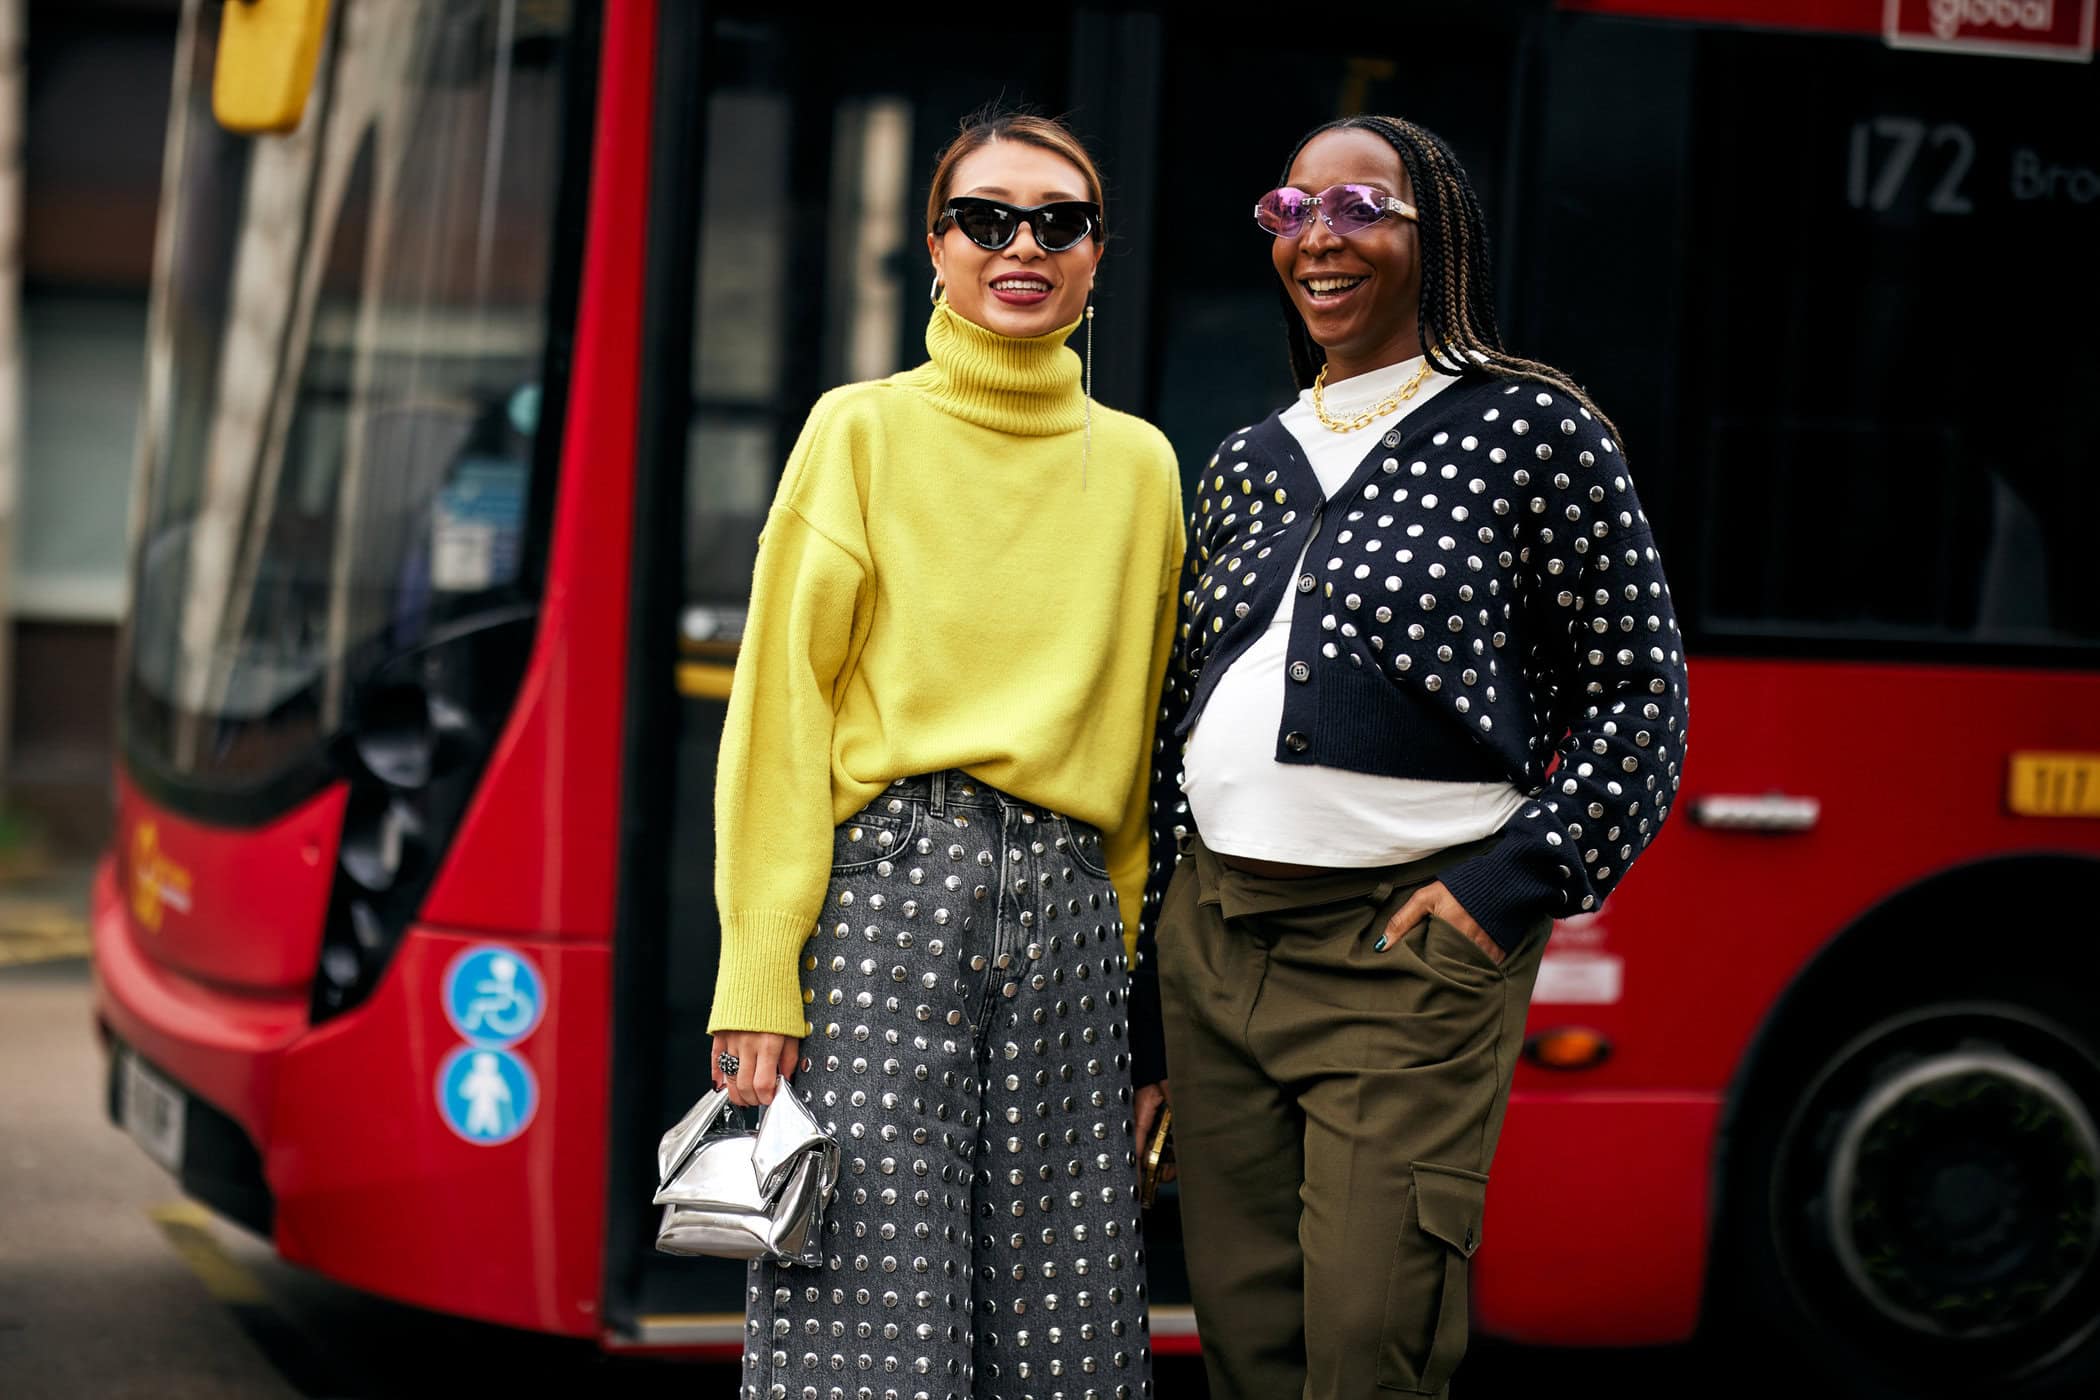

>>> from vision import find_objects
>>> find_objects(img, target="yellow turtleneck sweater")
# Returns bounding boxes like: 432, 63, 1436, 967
708, 302, 1186, 1037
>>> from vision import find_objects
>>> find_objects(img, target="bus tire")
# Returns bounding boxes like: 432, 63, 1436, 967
1712, 972, 2100, 1399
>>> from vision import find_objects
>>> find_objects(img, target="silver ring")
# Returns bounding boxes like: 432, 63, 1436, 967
717, 1052, 741, 1079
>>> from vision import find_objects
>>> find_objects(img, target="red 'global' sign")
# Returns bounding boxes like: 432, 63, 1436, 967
1885, 0, 2098, 59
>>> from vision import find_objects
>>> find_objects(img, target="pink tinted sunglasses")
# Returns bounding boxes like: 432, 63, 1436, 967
1254, 183, 1419, 239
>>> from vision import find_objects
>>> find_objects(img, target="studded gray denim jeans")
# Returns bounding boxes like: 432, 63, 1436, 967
740, 770, 1155, 1400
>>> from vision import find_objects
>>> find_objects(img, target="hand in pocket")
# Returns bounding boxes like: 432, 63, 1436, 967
1374, 880, 1505, 965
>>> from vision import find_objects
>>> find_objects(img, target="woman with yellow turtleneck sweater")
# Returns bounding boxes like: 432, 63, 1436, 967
707, 114, 1181, 1395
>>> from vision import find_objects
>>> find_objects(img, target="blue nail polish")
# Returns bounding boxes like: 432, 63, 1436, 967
1374, 936, 1388, 952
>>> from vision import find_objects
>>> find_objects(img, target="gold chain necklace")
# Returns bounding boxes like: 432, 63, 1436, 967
1311, 358, 1433, 434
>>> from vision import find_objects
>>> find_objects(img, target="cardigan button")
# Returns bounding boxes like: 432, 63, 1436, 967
1382, 430, 1401, 448
1298, 574, 1316, 593
1289, 661, 1311, 683
1285, 731, 1310, 753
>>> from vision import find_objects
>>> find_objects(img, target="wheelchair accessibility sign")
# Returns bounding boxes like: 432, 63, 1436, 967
436, 1045, 538, 1146
442, 944, 545, 1046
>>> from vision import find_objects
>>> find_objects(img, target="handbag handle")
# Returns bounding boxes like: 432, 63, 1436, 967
656, 1085, 832, 1199
654, 1086, 741, 1187
750, 1088, 831, 1197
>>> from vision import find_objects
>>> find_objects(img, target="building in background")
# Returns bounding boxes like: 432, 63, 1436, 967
6, 0, 178, 855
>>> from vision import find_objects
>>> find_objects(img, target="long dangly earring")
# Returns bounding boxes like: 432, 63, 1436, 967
929, 273, 944, 307
1081, 301, 1095, 491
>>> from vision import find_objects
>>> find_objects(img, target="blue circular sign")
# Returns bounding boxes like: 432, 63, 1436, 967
441, 944, 545, 1047
435, 1044, 538, 1146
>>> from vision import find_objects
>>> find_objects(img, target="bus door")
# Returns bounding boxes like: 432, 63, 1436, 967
600, 3, 1165, 1344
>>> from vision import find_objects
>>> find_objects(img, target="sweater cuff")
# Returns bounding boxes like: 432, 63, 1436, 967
1437, 832, 1564, 954
1127, 961, 1167, 1087
708, 909, 817, 1036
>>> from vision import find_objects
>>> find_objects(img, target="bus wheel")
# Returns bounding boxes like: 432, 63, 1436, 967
1723, 1000, 2100, 1397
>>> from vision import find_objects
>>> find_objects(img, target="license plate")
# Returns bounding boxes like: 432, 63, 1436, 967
2007, 753, 2100, 818
120, 1049, 187, 1175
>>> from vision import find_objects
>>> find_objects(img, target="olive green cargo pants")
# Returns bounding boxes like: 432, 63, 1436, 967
1158, 834, 1550, 1400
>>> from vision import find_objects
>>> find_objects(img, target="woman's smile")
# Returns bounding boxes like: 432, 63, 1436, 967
1298, 270, 1371, 308
988, 272, 1054, 306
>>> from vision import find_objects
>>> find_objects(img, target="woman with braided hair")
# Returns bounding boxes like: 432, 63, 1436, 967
1127, 116, 1689, 1399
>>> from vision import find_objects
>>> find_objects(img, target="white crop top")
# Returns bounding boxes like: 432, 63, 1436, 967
1180, 355, 1528, 866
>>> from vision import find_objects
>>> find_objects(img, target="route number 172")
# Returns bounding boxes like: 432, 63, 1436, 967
1847, 118, 1977, 214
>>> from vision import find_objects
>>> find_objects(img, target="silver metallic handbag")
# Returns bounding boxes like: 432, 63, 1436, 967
652, 1085, 839, 1266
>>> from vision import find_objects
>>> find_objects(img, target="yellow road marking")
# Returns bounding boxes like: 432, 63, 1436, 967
0, 905, 90, 966
150, 1201, 270, 1305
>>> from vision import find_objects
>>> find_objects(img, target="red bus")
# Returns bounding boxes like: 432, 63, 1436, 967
96, 0, 2100, 1392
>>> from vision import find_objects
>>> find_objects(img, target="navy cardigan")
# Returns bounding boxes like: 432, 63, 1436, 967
1127, 374, 1689, 1084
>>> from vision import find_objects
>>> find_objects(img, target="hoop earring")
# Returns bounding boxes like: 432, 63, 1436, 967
929, 274, 943, 307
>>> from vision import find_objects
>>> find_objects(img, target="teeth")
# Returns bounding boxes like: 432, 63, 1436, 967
1306, 276, 1366, 294
994, 280, 1050, 292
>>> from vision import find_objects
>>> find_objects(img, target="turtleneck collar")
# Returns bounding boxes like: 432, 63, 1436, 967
904, 299, 1086, 437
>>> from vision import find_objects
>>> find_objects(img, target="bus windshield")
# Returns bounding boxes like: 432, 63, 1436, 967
125, 0, 576, 798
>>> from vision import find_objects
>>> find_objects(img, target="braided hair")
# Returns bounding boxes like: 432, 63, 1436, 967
1276, 114, 1621, 447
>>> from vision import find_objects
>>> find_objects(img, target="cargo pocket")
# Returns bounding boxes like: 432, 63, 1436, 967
1421, 913, 1505, 978
1376, 1161, 1487, 1394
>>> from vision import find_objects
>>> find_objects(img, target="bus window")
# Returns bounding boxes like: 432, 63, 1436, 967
1498, 17, 1700, 560
1673, 29, 2100, 654
126, 0, 575, 803
684, 87, 791, 625
640, 6, 1073, 1323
